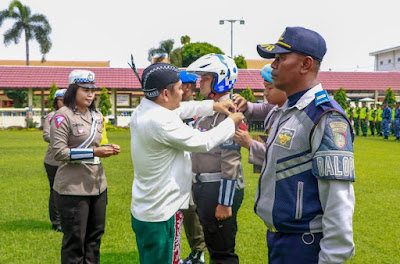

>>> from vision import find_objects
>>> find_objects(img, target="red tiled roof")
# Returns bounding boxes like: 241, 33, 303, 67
1, 66, 400, 92
0, 66, 142, 90
317, 71, 400, 91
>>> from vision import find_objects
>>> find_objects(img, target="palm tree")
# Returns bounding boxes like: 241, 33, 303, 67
0, 0, 52, 65
148, 39, 175, 63
180, 35, 190, 46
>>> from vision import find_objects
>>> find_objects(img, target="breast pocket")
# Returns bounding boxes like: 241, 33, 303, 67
71, 125, 88, 137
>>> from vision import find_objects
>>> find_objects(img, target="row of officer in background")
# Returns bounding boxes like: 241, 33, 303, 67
346, 101, 400, 140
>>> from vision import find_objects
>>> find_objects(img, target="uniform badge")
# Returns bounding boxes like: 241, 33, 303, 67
54, 115, 66, 128
329, 121, 348, 149
274, 127, 295, 149
48, 116, 52, 124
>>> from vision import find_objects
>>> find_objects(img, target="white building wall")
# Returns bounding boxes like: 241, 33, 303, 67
375, 49, 400, 71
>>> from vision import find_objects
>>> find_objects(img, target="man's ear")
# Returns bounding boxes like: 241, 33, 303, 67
161, 88, 169, 102
300, 56, 314, 74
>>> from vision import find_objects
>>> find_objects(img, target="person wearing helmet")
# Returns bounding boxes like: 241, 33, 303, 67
43, 88, 66, 232
186, 54, 245, 264
51, 70, 121, 264
178, 71, 207, 264
233, 64, 287, 168
129, 62, 244, 264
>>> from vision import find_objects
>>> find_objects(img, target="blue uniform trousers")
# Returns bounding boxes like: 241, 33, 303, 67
267, 231, 323, 264
394, 118, 400, 138
382, 119, 391, 137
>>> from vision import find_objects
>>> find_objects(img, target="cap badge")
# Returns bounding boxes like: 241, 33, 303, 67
260, 44, 275, 51
87, 73, 94, 82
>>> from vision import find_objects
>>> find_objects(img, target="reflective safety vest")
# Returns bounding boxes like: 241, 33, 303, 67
359, 107, 368, 119
368, 109, 375, 121
353, 107, 360, 118
376, 108, 383, 122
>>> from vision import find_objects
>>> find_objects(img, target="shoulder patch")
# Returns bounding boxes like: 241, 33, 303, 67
274, 127, 295, 149
315, 90, 330, 106
54, 115, 66, 128
329, 121, 348, 149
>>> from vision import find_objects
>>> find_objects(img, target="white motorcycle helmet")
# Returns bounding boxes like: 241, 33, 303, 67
186, 54, 238, 96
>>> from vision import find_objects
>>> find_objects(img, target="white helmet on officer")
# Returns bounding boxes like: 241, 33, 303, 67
186, 54, 238, 98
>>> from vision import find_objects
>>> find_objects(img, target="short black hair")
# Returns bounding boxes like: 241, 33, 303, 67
63, 84, 96, 111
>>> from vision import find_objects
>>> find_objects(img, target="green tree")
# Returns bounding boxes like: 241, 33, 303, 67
98, 86, 111, 116
0, 0, 52, 65
180, 35, 190, 46
148, 39, 175, 63
46, 82, 57, 109
240, 86, 255, 103
181, 42, 224, 67
333, 87, 348, 110
384, 87, 396, 106
5, 89, 27, 107
234, 54, 247, 69
170, 47, 182, 67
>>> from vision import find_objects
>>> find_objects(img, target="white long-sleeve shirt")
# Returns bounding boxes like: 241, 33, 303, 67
130, 98, 235, 222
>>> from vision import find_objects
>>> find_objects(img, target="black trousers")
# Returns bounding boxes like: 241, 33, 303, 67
193, 182, 244, 264
54, 190, 107, 264
44, 163, 60, 227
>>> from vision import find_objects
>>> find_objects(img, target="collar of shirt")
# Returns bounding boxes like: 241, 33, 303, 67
282, 83, 323, 112
217, 93, 231, 102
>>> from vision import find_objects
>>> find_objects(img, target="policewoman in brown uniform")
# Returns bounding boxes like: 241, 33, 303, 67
43, 88, 66, 232
50, 70, 120, 264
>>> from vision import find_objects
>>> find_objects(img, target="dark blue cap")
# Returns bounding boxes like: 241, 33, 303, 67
257, 26, 327, 62
141, 63, 180, 99
180, 71, 198, 83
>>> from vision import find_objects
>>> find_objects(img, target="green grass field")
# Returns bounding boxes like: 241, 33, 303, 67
0, 130, 399, 263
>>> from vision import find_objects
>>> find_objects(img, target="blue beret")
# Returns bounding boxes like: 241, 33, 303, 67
180, 71, 198, 83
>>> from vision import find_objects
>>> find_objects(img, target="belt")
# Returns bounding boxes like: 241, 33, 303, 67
193, 172, 222, 183
264, 222, 278, 233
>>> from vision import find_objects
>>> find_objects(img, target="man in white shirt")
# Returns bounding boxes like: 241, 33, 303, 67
129, 63, 244, 264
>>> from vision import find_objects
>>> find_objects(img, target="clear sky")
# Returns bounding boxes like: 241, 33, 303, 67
0, 0, 399, 71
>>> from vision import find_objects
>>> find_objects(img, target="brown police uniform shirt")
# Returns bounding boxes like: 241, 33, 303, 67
191, 94, 245, 188
50, 106, 106, 195
43, 111, 60, 166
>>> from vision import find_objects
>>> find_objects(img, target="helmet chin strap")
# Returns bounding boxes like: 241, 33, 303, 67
207, 92, 216, 99
206, 75, 217, 99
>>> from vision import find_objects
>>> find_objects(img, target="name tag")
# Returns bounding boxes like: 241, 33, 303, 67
313, 154, 355, 181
